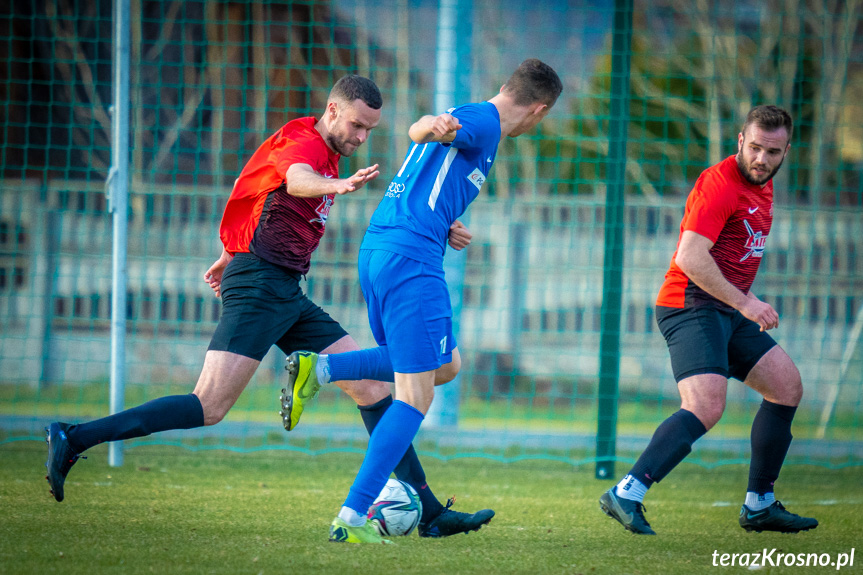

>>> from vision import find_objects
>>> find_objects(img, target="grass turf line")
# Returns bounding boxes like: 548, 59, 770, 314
1, 443, 860, 575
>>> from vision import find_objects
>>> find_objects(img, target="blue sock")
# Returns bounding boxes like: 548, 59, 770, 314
358, 396, 445, 522
65, 394, 205, 453
344, 400, 424, 515
328, 346, 395, 383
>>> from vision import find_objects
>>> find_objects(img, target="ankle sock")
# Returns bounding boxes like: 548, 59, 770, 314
615, 474, 649, 502
744, 491, 776, 511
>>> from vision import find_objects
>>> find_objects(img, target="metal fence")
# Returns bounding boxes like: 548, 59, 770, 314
1, 0, 861, 468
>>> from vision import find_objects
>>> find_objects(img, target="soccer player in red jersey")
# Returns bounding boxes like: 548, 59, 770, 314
600, 105, 818, 535
44, 76, 492, 536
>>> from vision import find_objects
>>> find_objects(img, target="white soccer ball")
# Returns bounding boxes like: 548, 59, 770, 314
367, 478, 423, 536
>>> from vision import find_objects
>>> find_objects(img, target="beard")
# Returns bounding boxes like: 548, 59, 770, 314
325, 131, 359, 157
736, 150, 784, 185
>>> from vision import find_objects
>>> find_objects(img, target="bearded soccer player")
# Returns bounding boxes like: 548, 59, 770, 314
600, 105, 818, 535
44, 76, 494, 536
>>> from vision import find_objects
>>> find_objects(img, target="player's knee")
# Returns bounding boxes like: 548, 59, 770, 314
199, 409, 222, 426
767, 366, 803, 406
785, 372, 804, 406
435, 357, 461, 385
196, 394, 231, 426
201, 403, 228, 426
341, 379, 391, 405
691, 403, 724, 430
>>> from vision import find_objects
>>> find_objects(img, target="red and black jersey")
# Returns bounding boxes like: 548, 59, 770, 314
219, 117, 339, 274
656, 155, 774, 309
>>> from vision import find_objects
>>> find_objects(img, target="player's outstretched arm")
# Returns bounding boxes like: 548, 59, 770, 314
338, 164, 380, 195
675, 230, 779, 331
409, 114, 462, 144
286, 163, 380, 197
204, 247, 234, 298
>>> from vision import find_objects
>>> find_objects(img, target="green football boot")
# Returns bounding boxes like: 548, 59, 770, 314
328, 517, 392, 544
280, 351, 322, 431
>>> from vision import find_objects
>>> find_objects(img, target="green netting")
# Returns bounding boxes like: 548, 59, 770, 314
0, 0, 861, 469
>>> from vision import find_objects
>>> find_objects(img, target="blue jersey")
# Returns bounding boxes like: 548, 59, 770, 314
361, 101, 501, 268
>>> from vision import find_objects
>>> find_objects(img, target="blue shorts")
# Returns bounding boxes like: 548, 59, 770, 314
359, 249, 456, 373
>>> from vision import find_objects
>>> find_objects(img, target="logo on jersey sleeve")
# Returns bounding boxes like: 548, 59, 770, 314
386, 181, 405, 198
740, 219, 767, 262
309, 195, 334, 227
466, 167, 486, 191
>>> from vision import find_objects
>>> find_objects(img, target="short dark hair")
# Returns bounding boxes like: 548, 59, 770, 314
742, 105, 793, 141
328, 75, 383, 110
502, 58, 563, 107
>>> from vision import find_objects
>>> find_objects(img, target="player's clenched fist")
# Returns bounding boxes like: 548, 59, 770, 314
429, 114, 462, 138
409, 114, 463, 144
447, 220, 472, 250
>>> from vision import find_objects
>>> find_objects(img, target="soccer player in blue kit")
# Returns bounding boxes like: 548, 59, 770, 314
282, 59, 563, 543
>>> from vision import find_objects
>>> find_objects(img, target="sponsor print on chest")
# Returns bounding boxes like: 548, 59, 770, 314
738, 200, 772, 262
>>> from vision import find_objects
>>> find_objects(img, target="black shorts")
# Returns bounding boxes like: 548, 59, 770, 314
655, 305, 777, 383
208, 253, 348, 361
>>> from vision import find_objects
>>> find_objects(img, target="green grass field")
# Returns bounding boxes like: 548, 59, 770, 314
1, 442, 860, 575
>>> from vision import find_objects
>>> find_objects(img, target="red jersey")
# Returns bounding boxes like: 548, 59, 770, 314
656, 155, 774, 309
219, 117, 339, 274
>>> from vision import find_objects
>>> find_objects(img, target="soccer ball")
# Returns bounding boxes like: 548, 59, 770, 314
367, 478, 423, 536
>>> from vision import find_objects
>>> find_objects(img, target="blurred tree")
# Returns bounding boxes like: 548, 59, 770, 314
561, 0, 862, 205
9, 0, 419, 187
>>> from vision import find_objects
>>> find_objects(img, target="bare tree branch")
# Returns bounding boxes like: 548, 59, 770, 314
206, 3, 225, 184
806, 0, 862, 202
131, 0, 145, 186
46, 0, 112, 133
144, 1, 183, 62
150, 22, 208, 177
251, 3, 267, 138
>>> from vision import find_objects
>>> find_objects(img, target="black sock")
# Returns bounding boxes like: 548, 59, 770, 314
65, 394, 205, 453
748, 399, 796, 494
629, 409, 707, 487
358, 395, 445, 523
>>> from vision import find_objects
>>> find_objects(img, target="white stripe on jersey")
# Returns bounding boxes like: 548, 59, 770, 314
397, 144, 418, 177
428, 147, 458, 211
